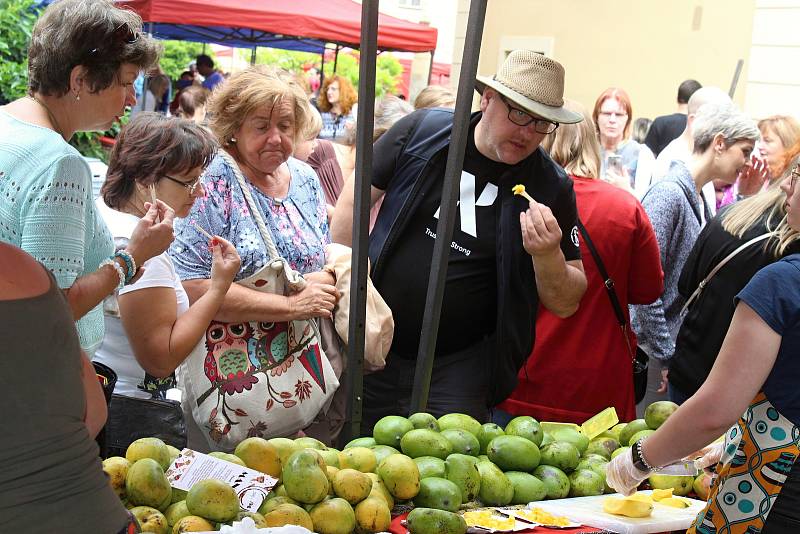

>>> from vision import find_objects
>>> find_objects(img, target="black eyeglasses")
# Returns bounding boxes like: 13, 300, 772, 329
162, 175, 202, 195
88, 23, 140, 55
498, 95, 559, 134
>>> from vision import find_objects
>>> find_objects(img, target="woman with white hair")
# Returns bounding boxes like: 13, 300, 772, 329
631, 103, 760, 407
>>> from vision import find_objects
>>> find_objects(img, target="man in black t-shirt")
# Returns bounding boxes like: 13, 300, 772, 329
643, 79, 702, 157
331, 51, 588, 432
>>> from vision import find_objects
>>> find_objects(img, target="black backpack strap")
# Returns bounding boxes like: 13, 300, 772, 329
576, 219, 636, 362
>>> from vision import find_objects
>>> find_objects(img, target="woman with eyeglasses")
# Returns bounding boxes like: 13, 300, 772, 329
593, 87, 656, 198
0, 0, 174, 359
94, 113, 240, 456
630, 103, 760, 413
608, 169, 800, 534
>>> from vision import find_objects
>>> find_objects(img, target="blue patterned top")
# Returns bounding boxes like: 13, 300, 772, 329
169, 152, 330, 281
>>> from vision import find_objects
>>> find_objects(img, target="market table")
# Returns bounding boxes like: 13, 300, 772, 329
389, 512, 615, 534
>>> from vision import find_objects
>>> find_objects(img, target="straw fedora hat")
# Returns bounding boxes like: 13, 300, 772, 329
475, 50, 583, 125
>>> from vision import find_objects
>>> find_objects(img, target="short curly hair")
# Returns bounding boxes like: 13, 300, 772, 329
101, 113, 217, 210
28, 0, 162, 97
207, 65, 310, 147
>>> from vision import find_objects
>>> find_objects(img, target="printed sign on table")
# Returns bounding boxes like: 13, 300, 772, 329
166, 448, 278, 512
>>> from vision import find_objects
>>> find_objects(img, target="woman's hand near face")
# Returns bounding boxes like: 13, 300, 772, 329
126, 200, 176, 266
288, 281, 340, 320
737, 155, 769, 196
209, 236, 241, 293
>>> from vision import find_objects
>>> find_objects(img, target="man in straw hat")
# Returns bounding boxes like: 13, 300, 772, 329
331, 50, 587, 432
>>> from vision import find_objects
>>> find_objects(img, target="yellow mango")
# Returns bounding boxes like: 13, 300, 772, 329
652, 488, 674, 501
603, 497, 653, 518
659, 497, 691, 508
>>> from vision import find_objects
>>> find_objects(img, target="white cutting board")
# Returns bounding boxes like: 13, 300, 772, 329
531, 490, 706, 534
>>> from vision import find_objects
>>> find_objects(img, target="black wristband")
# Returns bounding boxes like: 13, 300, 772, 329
631, 438, 655, 472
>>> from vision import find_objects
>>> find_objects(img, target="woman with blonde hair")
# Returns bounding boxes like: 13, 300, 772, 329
168, 65, 339, 449
496, 100, 663, 424
668, 152, 800, 404
608, 170, 800, 533
758, 114, 800, 180
317, 74, 358, 142
414, 85, 456, 110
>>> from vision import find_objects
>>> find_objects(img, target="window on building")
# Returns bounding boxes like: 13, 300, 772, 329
399, 0, 422, 7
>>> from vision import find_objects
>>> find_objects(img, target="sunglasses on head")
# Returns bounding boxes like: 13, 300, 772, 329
88, 22, 139, 55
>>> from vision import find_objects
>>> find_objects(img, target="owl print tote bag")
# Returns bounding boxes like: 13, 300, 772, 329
178, 152, 338, 451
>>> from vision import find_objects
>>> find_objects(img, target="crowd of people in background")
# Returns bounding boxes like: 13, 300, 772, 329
4, 0, 800, 533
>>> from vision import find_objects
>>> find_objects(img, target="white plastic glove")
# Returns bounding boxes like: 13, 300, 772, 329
606, 449, 652, 496
686, 441, 725, 471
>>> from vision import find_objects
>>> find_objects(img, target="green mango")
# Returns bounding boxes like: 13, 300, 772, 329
413, 477, 462, 512
437, 413, 481, 436
444, 454, 481, 502
282, 449, 329, 504
532, 465, 570, 499
414, 456, 447, 479
476, 423, 505, 455
475, 460, 513, 506
440, 428, 480, 456
401, 429, 453, 459
504, 416, 544, 447
504, 471, 547, 504
486, 435, 541, 472
406, 507, 467, 534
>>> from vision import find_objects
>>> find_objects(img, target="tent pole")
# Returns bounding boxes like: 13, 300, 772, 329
251, 47, 257, 65
333, 45, 340, 73
141, 22, 154, 113
319, 44, 326, 94
409, 0, 489, 414
427, 49, 435, 85
341, 0, 379, 445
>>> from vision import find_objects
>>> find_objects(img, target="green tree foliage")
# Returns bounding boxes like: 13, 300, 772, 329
248, 47, 402, 98
0, 0, 40, 104
159, 40, 210, 81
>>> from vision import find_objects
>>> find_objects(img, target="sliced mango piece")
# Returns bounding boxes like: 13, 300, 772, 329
651, 488, 674, 501
627, 492, 653, 503
659, 497, 691, 508
603, 497, 654, 518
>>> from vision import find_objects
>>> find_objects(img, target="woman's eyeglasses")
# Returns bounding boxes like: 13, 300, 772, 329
162, 175, 202, 195
88, 23, 140, 55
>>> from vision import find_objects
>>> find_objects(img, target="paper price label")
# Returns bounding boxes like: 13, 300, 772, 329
166, 448, 279, 512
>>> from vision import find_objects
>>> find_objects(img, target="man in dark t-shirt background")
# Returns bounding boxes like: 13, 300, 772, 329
331, 51, 588, 432
643, 79, 702, 157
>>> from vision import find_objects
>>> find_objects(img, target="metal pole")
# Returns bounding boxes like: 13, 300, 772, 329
140, 22, 154, 112
409, 0, 488, 414
251, 47, 257, 65
342, 0, 379, 443
319, 45, 326, 96
334, 45, 340, 73
427, 49, 435, 85
729, 59, 744, 98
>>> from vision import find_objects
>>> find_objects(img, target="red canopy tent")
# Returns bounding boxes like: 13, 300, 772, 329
118, 0, 438, 53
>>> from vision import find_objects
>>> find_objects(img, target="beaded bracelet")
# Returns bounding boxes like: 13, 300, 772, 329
114, 249, 137, 283
100, 257, 126, 291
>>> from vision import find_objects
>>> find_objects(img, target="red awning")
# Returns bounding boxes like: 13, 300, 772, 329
119, 0, 438, 52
